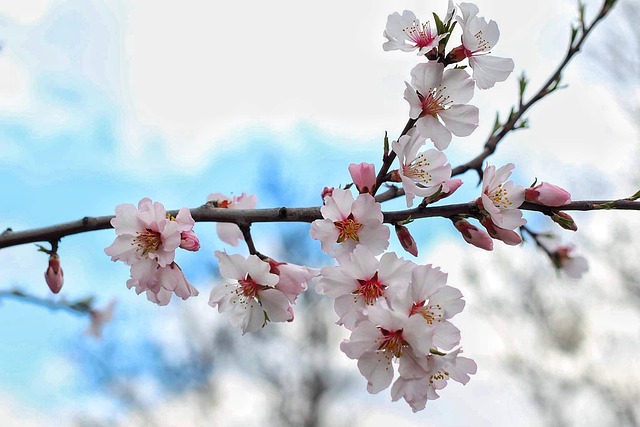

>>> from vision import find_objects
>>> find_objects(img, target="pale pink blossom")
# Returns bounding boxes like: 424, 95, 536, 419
404, 62, 478, 150
209, 251, 292, 334
391, 349, 477, 412
479, 163, 526, 230
45, 253, 64, 294
126, 262, 199, 306
86, 300, 116, 338
340, 305, 434, 394
525, 182, 572, 207
310, 189, 390, 258
454, 3, 514, 89
539, 236, 589, 279
383, 10, 445, 55
104, 198, 183, 268
392, 128, 452, 207
453, 218, 494, 250
316, 245, 414, 329
348, 162, 376, 194
389, 264, 464, 351
267, 258, 318, 304
207, 192, 257, 246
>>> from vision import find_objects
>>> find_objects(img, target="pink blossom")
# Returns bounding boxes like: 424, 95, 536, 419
454, 3, 514, 89
321, 186, 334, 200
44, 253, 64, 294
126, 262, 199, 306
479, 163, 526, 230
348, 162, 376, 194
395, 224, 419, 257
310, 189, 390, 258
86, 300, 116, 338
340, 305, 435, 394
392, 128, 452, 207
453, 219, 493, 250
209, 251, 292, 334
207, 192, 257, 246
525, 182, 572, 206
383, 10, 445, 55
316, 245, 414, 329
104, 198, 183, 268
539, 236, 589, 279
267, 258, 318, 304
404, 62, 478, 150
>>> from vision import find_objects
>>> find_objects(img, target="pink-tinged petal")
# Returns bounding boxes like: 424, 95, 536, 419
146, 288, 172, 306
454, 219, 494, 251
340, 321, 380, 359
259, 288, 292, 322
416, 115, 451, 151
215, 251, 248, 281
525, 182, 572, 206
351, 194, 383, 223
216, 222, 243, 246
497, 208, 527, 230
404, 83, 424, 119
441, 68, 475, 104
398, 352, 430, 379
391, 377, 429, 413
342, 245, 380, 281
349, 162, 376, 194
432, 321, 461, 350
239, 300, 265, 334
174, 207, 195, 231
274, 263, 314, 303
310, 219, 340, 254
156, 263, 199, 300
430, 285, 465, 318
316, 266, 357, 298
410, 265, 447, 302
469, 55, 514, 89
439, 105, 479, 137
403, 314, 434, 356
129, 258, 160, 291
321, 188, 354, 221
481, 217, 523, 245
410, 62, 444, 96
206, 192, 230, 203
358, 351, 394, 394
334, 294, 365, 329
208, 281, 236, 308
355, 224, 390, 257
234, 193, 258, 209
110, 203, 140, 235
245, 255, 278, 287
104, 235, 138, 265
367, 304, 407, 331
563, 256, 589, 279
377, 252, 413, 288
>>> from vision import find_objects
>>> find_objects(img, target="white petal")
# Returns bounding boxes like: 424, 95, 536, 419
358, 351, 394, 394
439, 105, 479, 137
216, 222, 243, 246
470, 55, 514, 89
441, 68, 475, 104
259, 288, 292, 322
416, 115, 451, 150
410, 62, 444, 96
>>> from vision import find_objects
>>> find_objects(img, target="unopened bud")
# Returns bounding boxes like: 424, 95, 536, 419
445, 45, 467, 63
348, 162, 376, 194
395, 224, 418, 257
45, 254, 64, 294
525, 182, 571, 206
454, 219, 493, 251
179, 230, 201, 251
423, 179, 463, 205
321, 186, 334, 201
551, 211, 578, 231
480, 216, 522, 246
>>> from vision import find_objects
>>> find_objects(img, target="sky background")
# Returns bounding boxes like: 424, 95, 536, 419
0, 0, 638, 426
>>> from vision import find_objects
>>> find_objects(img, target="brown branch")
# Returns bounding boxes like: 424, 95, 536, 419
1, 199, 638, 249
0, 288, 94, 316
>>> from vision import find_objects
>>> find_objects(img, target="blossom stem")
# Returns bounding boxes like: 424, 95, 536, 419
0, 288, 94, 317
373, 118, 416, 196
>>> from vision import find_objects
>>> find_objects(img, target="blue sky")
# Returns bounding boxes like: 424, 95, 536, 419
1, 0, 639, 425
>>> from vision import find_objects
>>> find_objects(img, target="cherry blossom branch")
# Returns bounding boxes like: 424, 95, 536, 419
0, 288, 94, 317
2, 199, 639, 249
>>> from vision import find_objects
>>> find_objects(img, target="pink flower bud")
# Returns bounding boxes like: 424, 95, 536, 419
179, 230, 201, 251
454, 219, 493, 251
525, 182, 571, 206
395, 224, 418, 257
348, 162, 376, 194
480, 216, 522, 246
424, 178, 463, 204
45, 254, 64, 294
445, 45, 467, 63
321, 186, 334, 201
551, 211, 578, 231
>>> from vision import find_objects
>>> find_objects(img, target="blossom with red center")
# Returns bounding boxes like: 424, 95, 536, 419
209, 251, 292, 334
478, 163, 526, 230
383, 10, 445, 55
207, 192, 258, 247
392, 128, 453, 207
316, 245, 413, 329
453, 2, 514, 89
404, 62, 478, 150
310, 188, 390, 259
389, 264, 464, 351
340, 305, 434, 394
